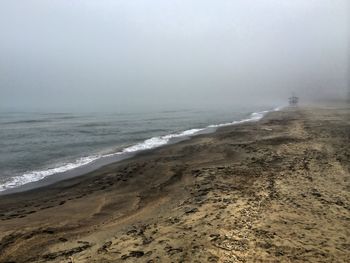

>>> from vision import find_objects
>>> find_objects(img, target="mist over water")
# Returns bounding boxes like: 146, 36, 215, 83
0, 0, 349, 112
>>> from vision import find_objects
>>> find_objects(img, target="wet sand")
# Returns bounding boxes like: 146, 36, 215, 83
0, 105, 349, 263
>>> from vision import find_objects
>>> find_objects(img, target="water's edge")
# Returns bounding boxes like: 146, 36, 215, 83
0, 107, 282, 195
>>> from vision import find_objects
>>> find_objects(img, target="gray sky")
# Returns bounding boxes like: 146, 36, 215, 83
0, 0, 349, 112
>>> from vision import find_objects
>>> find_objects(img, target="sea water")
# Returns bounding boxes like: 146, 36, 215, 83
0, 106, 280, 192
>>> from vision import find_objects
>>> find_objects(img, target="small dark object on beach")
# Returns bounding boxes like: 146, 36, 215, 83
42, 228, 55, 234
97, 241, 112, 254
129, 251, 145, 257
184, 207, 198, 214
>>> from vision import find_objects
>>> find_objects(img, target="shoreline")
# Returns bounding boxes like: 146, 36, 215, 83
0, 107, 278, 195
0, 104, 349, 262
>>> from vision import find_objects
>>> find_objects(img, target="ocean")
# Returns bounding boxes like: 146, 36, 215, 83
0, 105, 279, 193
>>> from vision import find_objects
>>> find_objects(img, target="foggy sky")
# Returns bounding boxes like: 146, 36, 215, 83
0, 0, 349, 112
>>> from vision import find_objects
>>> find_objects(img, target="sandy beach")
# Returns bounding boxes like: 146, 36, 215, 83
0, 105, 349, 263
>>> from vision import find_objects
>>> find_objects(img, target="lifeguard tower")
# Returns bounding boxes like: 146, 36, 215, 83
289, 95, 299, 107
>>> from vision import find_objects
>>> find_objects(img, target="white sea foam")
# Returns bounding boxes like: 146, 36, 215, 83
208, 109, 270, 128
121, 128, 204, 153
0, 155, 101, 192
0, 108, 280, 192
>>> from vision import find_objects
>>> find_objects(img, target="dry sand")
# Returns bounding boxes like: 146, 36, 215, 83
0, 105, 349, 263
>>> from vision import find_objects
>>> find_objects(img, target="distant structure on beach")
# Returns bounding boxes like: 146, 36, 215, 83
289, 95, 299, 106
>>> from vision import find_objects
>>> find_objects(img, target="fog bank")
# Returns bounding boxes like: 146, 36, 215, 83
0, 0, 349, 112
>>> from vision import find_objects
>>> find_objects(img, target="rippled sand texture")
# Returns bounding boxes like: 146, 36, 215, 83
0, 104, 349, 263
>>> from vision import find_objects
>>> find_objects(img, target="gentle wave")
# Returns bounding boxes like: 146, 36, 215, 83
120, 128, 204, 154
207, 110, 269, 128
0, 108, 280, 192
0, 155, 101, 192
2, 119, 51, 125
